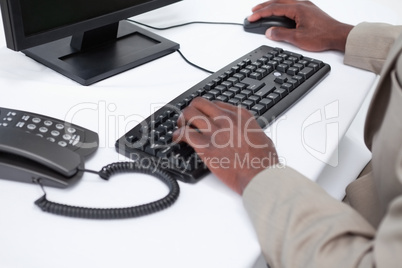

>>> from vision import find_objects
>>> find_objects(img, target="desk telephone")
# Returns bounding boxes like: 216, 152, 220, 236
0, 107, 99, 188
0, 107, 179, 219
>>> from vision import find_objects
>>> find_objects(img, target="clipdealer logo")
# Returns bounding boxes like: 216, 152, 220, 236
301, 100, 339, 167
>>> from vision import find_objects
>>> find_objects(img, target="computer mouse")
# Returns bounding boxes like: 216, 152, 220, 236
243, 16, 296, 35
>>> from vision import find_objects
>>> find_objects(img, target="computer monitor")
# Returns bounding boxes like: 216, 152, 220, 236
0, 0, 181, 85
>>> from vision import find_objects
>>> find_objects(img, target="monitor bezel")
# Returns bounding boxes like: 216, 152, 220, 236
0, 0, 181, 51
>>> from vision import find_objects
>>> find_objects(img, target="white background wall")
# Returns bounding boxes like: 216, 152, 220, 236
377, 0, 401, 10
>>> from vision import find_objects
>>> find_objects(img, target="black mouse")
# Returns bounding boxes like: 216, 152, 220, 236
243, 16, 296, 35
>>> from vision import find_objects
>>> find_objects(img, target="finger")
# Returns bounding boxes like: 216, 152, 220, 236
187, 97, 228, 119
212, 101, 254, 118
176, 104, 215, 133
250, 2, 298, 22
212, 100, 240, 113
251, 0, 289, 12
172, 126, 210, 152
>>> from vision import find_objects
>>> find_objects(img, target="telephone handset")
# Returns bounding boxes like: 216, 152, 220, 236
0, 107, 99, 188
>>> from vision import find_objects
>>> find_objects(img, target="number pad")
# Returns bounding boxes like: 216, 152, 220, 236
0, 108, 83, 149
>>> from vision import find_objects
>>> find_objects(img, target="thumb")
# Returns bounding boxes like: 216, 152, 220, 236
266, 27, 295, 43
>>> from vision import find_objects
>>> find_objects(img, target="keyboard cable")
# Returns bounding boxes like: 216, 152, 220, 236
126, 19, 243, 74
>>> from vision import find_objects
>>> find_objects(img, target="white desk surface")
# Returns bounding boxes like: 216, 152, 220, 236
0, 0, 400, 267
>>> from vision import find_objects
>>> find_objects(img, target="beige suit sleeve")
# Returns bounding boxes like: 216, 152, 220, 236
344, 22, 402, 74
243, 166, 402, 267
242, 167, 377, 267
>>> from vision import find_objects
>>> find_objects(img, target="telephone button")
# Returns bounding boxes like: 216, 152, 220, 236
63, 134, 72, 140
32, 117, 41, 123
56, 124, 64, 130
58, 141, 68, 147
67, 127, 76, 134
39, 127, 48, 133
51, 130, 60, 137
44, 120, 53, 127
27, 124, 36, 130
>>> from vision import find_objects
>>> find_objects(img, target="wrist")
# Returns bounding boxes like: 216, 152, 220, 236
330, 23, 354, 52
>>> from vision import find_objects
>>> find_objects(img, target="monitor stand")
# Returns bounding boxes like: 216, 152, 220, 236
22, 20, 180, 86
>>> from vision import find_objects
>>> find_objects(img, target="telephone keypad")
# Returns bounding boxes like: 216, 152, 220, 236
0, 107, 94, 155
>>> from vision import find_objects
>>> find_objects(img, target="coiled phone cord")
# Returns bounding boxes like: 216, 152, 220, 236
35, 161, 180, 219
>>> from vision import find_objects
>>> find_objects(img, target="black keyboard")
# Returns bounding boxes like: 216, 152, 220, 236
115, 45, 330, 183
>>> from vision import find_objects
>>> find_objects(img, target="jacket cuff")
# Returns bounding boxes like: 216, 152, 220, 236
344, 22, 402, 74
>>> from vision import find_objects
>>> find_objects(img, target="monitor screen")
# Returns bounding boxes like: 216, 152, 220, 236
0, 0, 181, 85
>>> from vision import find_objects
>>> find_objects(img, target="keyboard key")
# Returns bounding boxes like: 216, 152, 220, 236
250, 72, 262, 80
287, 79, 299, 88
283, 50, 303, 60
208, 89, 220, 98
281, 83, 294, 92
298, 67, 314, 79
222, 91, 235, 98
274, 88, 288, 98
298, 60, 309, 67
204, 82, 215, 90
273, 57, 284, 63
228, 98, 240, 105
248, 95, 261, 103
240, 69, 252, 77
292, 75, 305, 84
242, 100, 254, 109
215, 85, 226, 93
259, 98, 274, 109
308, 63, 319, 72
246, 65, 257, 72
234, 82, 247, 90
228, 87, 241, 94
267, 93, 281, 103
240, 89, 253, 98
234, 94, 247, 102
221, 81, 232, 89
267, 60, 278, 69
277, 64, 288, 73
203, 94, 214, 101
233, 73, 245, 81
257, 57, 269, 64
251, 104, 267, 115
274, 75, 288, 84
227, 77, 238, 84
241, 77, 265, 92
261, 65, 274, 74
255, 85, 275, 98
287, 67, 299, 76
303, 57, 324, 68
216, 95, 228, 102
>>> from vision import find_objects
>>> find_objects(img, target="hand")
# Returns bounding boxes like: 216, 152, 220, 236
248, 0, 354, 52
173, 97, 279, 195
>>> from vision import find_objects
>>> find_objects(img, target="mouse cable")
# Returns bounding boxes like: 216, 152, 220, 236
126, 19, 243, 74
34, 161, 180, 220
